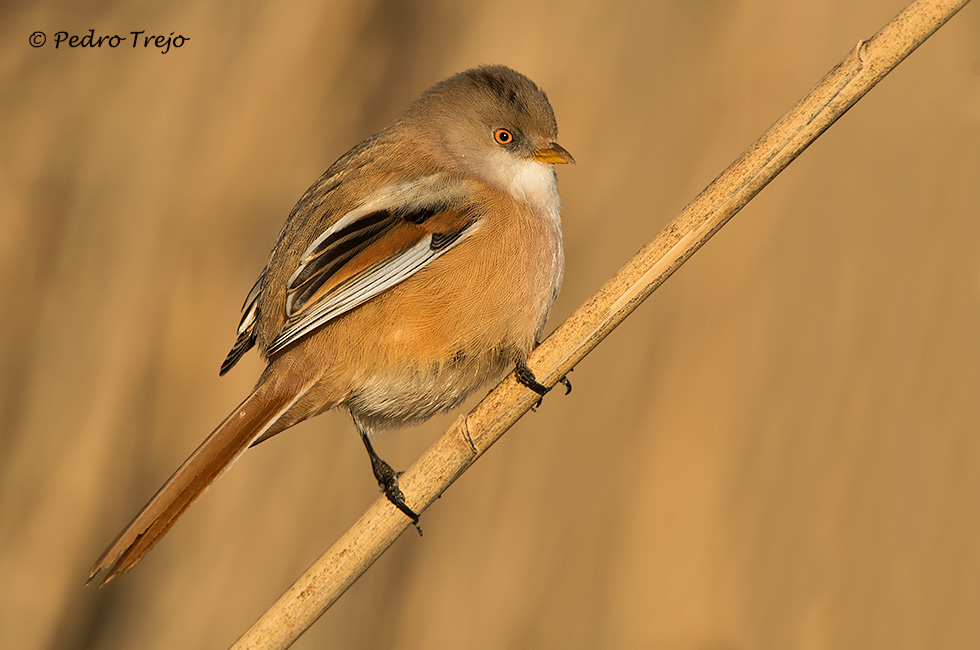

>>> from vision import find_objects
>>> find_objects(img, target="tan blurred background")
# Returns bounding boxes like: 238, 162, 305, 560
2, 1, 979, 648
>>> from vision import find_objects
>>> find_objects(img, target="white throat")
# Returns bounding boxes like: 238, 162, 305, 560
503, 160, 562, 225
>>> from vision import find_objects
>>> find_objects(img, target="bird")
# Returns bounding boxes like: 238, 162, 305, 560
88, 64, 573, 586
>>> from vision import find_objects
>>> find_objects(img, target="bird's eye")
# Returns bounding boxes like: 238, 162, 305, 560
494, 128, 514, 145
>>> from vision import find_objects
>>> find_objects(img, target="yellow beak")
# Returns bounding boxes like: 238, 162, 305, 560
533, 142, 575, 165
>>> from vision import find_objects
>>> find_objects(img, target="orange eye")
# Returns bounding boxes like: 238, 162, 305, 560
494, 128, 513, 145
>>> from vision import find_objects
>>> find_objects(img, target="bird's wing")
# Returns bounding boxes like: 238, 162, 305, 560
268, 175, 480, 356
219, 173, 481, 371
219, 267, 266, 375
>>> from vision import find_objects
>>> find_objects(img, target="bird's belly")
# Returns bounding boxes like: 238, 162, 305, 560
345, 345, 512, 431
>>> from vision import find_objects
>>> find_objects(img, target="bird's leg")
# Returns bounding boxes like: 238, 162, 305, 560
355, 420, 422, 536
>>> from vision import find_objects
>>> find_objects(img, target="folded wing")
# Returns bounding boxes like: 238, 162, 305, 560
221, 174, 482, 368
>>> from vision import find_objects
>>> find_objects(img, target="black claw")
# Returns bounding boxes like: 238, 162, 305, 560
383, 482, 422, 536
360, 429, 422, 535
516, 360, 573, 408
515, 360, 549, 396
558, 374, 572, 395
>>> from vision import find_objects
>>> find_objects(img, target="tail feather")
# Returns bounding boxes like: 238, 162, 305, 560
87, 375, 314, 586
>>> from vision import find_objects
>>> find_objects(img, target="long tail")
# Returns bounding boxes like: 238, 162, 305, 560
87, 373, 315, 586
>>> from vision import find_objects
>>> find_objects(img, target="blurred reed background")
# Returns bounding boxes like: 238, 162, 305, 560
2, 1, 979, 648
